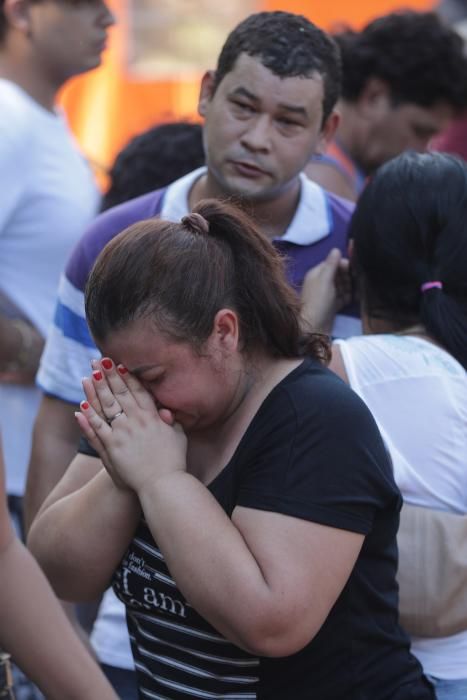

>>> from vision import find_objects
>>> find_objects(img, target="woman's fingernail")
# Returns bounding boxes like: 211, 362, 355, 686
102, 358, 113, 370
81, 401, 90, 410
117, 365, 128, 374
93, 370, 103, 381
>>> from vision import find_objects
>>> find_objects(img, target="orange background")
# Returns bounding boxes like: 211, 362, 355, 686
59, 0, 436, 181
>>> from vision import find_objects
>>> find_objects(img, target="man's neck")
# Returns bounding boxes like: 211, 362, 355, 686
0, 55, 58, 112
188, 171, 302, 241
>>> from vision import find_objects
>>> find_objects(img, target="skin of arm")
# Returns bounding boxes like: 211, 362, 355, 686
138, 473, 364, 657
24, 395, 105, 656
27, 453, 141, 601
24, 394, 81, 533
0, 442, 118, 700
0, 314, 44, 384
78, 362, 364, 657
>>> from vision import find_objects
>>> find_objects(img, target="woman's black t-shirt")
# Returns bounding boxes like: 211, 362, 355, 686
79, 358, 434, 699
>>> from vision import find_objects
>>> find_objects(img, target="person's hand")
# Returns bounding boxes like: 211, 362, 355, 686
301, 248, 352, 335
75, 358, 188, 495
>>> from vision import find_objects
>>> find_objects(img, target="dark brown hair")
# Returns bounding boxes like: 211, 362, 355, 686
349, 151, 467, 369
85, 199, 329, 363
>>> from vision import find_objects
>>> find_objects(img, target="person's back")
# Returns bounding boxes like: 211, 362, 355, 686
305, 11, 467, 200
324, 152, 467, 699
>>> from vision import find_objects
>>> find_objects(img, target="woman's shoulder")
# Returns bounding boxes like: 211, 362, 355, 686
337, 334, 466, 382
268, 357, 383, 439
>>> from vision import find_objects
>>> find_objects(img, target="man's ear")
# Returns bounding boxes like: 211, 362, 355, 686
314, 109, 340, 156
3, 0, 32, 35
356, 77, 392, 120
198, 70, 217, 118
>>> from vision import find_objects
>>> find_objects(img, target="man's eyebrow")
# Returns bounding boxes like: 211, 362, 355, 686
229, 87, 308, 117
229, 86, 259, 102
277, 103, 308, 117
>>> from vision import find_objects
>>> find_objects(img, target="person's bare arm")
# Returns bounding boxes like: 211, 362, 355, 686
304, 160, 357, 201
0, 534, 119, 699
0, 440, 117, 700
28, 453, 141, 601
0, 315, 44, 384
140, 475, 364, 657
24, 394, 80, 532
24, 395, 105, 655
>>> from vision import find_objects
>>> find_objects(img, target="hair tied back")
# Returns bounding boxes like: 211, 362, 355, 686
181, 212, 210, 236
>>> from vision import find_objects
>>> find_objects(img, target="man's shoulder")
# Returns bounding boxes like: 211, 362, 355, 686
0, 80, 36, 146
324, 188, 356, 223
299, 174, 354, 217
299, 176, 355, 238
65, 188, 167, 292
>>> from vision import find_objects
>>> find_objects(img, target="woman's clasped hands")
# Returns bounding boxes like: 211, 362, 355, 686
75, 358, 188, 495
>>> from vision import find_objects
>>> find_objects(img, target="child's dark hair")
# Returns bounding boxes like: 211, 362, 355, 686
85, 199, 329, 364
350, 151, 467, 369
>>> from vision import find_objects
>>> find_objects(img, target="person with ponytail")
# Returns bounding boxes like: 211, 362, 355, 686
303, 151, 467, 699
28, 199, 433, 699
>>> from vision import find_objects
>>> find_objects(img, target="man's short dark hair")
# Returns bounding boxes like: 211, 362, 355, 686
336, 11, 467, 109
213, 11, 341, 124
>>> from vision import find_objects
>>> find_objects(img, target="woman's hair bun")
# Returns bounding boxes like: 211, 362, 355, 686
180, 212, 210, 235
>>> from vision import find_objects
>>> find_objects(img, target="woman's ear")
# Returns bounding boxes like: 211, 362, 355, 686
211, 308, 239, 355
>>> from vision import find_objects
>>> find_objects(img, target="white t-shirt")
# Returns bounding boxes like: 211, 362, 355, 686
336, 334, 467, 679
0, 79, 99, 496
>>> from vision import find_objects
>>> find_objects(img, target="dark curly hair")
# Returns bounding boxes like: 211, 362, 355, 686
102, 122, 205, 211
336, 11, 467, 109
213, 11, 342, 125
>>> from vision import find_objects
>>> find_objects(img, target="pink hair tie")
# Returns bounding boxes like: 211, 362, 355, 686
421, 281, 443, 293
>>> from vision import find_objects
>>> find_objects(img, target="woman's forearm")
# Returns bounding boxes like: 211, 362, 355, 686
138, 472, 276, 652
0, 536, 118, 700
28, 468, 140, 601
138, 472, 362, 658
